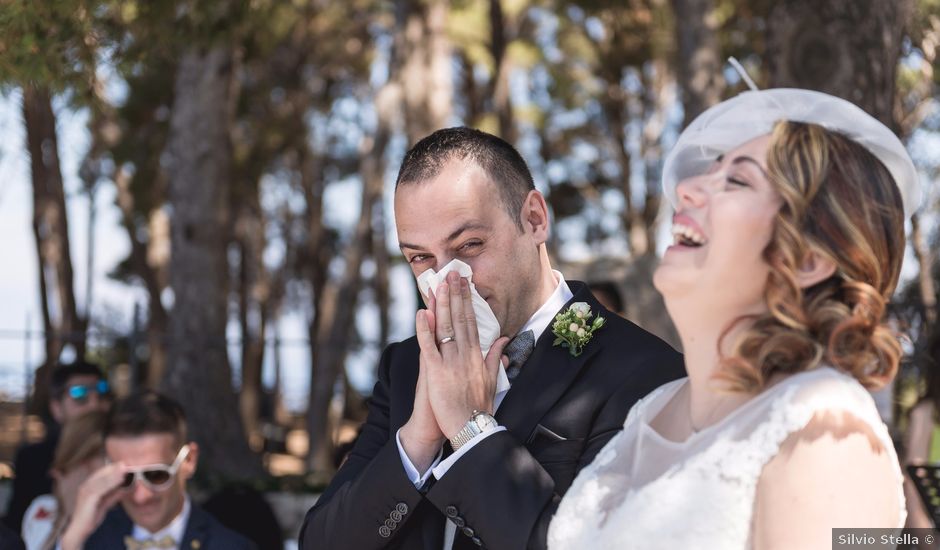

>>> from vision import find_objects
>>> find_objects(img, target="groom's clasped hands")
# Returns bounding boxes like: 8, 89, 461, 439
399, 270, 511, 473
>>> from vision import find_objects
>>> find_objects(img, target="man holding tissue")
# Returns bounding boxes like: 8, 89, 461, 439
299, 127, 684, 550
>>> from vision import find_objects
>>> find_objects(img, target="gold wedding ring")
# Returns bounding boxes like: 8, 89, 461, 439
438, 336, 455, 345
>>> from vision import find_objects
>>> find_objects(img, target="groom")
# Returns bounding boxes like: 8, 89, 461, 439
299, 127, 684, 549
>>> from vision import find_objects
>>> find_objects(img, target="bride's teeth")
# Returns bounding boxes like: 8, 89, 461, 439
671, 222, 707, 246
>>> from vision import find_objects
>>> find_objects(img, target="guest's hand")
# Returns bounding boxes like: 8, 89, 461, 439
416, 271, 509, 440
400, 309, 447, 472
59, 463, 126, 550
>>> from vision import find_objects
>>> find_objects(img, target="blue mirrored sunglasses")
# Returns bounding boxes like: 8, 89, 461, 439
67, 380, 110, 402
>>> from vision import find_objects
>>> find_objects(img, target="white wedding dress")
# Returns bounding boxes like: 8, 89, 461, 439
547, 367, 906, 549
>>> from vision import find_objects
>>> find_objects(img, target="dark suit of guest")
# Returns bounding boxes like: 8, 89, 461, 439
300, 281, 684, 550
84, 503, 257, 550
0, 521, 25, 550
3, 430, 57, 531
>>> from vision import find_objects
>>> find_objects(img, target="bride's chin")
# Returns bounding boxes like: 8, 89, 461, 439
652, 268, 689, 298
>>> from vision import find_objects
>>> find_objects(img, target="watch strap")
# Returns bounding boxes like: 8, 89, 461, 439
449, 411, 495, 451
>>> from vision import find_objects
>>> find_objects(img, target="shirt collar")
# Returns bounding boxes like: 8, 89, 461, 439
131, 495, 190, 545
518, 270, 573, 341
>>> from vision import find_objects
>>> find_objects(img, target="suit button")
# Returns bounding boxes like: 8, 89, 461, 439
384, 518, 397, 529
445, 505, 458, 518
396, 502, 409, 515
462, 527, 475, 537
390, 510, 403, 522
472, 537, 483, 546
378, 525, 392, 538
453, 516, 466, 528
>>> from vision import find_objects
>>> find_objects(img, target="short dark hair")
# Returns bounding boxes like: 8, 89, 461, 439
105, 390, 187, 445
395, 127, 535, 228
50, 360, 105, 399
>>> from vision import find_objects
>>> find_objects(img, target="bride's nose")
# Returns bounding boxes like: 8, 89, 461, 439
676, 175, 708, 209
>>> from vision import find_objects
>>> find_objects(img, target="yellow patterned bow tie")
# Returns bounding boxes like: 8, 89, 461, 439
124, 535, 176, 550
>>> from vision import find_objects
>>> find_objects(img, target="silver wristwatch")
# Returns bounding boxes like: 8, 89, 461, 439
449, 410, 498, 451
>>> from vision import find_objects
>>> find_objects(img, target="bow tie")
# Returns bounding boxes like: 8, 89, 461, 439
504, 329, 535, 382
124, 535, 176, 550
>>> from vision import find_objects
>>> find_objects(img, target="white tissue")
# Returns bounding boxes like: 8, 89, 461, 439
416, 259, 502, 357
416, 260, 511, 395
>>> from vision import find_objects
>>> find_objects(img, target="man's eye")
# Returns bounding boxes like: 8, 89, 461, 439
458, 241, 483, 255
409, 255, 429, 264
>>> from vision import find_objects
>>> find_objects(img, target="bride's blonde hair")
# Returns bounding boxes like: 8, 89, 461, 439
716, 121, 906, 392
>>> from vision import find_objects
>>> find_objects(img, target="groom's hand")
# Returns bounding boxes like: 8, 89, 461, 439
400, 312, 446, 472
416, 271, 509, 440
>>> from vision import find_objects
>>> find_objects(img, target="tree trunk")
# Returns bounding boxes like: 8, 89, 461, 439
488, 0, 514, 141
305, 129, 390, 476
400, 0, 453, 144
638, 20, 676, 256
114, 167, 169, 388
598, 81, 646, 256
235, 200, 269, 450
23, 85, 85, 416
161, 46, 260, 478
373, 210, 391, 350
766, 0, 913, 128
671, 0, 724, 128
910, 214, 937, 331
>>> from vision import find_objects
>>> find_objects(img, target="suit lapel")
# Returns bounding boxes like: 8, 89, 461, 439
180, 504, 209, 550
101, 507, 134, 549
495, 281, 602, 444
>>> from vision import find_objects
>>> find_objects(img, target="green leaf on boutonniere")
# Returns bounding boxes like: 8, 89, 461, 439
551, 302, 605, 357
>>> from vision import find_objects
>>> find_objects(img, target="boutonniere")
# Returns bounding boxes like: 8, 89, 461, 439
551, 302, 605, 357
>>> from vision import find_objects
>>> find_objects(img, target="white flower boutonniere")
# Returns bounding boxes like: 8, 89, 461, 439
551, 302, 605, 357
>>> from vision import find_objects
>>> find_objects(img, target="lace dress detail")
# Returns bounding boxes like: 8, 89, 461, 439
547, 367, 906, 550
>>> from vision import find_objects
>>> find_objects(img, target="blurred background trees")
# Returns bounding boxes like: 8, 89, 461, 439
1, 0, 938, 485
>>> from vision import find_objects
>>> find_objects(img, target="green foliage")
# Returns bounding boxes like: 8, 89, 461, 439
0, 0, 99, 91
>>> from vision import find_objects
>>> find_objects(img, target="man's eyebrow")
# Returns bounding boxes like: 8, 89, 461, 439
731, 155, 769, 177
398, 222, 489, 251
445, 222, 488, 242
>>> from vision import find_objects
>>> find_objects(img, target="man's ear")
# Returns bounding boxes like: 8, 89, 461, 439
796, 249, 837, 289
521, 190, 550, 243
182, 442, 199, 480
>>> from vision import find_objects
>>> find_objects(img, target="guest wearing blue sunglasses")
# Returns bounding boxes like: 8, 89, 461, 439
3, 361, 110, 534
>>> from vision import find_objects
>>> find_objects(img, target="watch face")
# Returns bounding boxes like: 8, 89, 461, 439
473, 413, 496, 430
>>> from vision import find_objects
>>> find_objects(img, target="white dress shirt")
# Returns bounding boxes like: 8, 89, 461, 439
129, 496, 191, 550
22, 494, 56, 550
396, 270, 573, 550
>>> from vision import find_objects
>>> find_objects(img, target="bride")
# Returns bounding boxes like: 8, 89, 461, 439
548, 87, 918, 549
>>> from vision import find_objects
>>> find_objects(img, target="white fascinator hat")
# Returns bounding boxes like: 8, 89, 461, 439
661, 59, 921, 218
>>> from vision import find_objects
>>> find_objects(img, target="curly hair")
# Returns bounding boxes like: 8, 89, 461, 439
715, 121, 906, 393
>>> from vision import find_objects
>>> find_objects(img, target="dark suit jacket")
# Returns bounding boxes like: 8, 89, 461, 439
0, 521, 25, 550
299, 281, 684, 550
3, 432, 57, 532
83, 502, 257, 550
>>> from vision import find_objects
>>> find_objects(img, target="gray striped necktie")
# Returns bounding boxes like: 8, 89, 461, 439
504, 330, 535, 383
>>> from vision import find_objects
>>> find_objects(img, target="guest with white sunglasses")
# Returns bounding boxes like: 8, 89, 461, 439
58, 391, 256, 550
